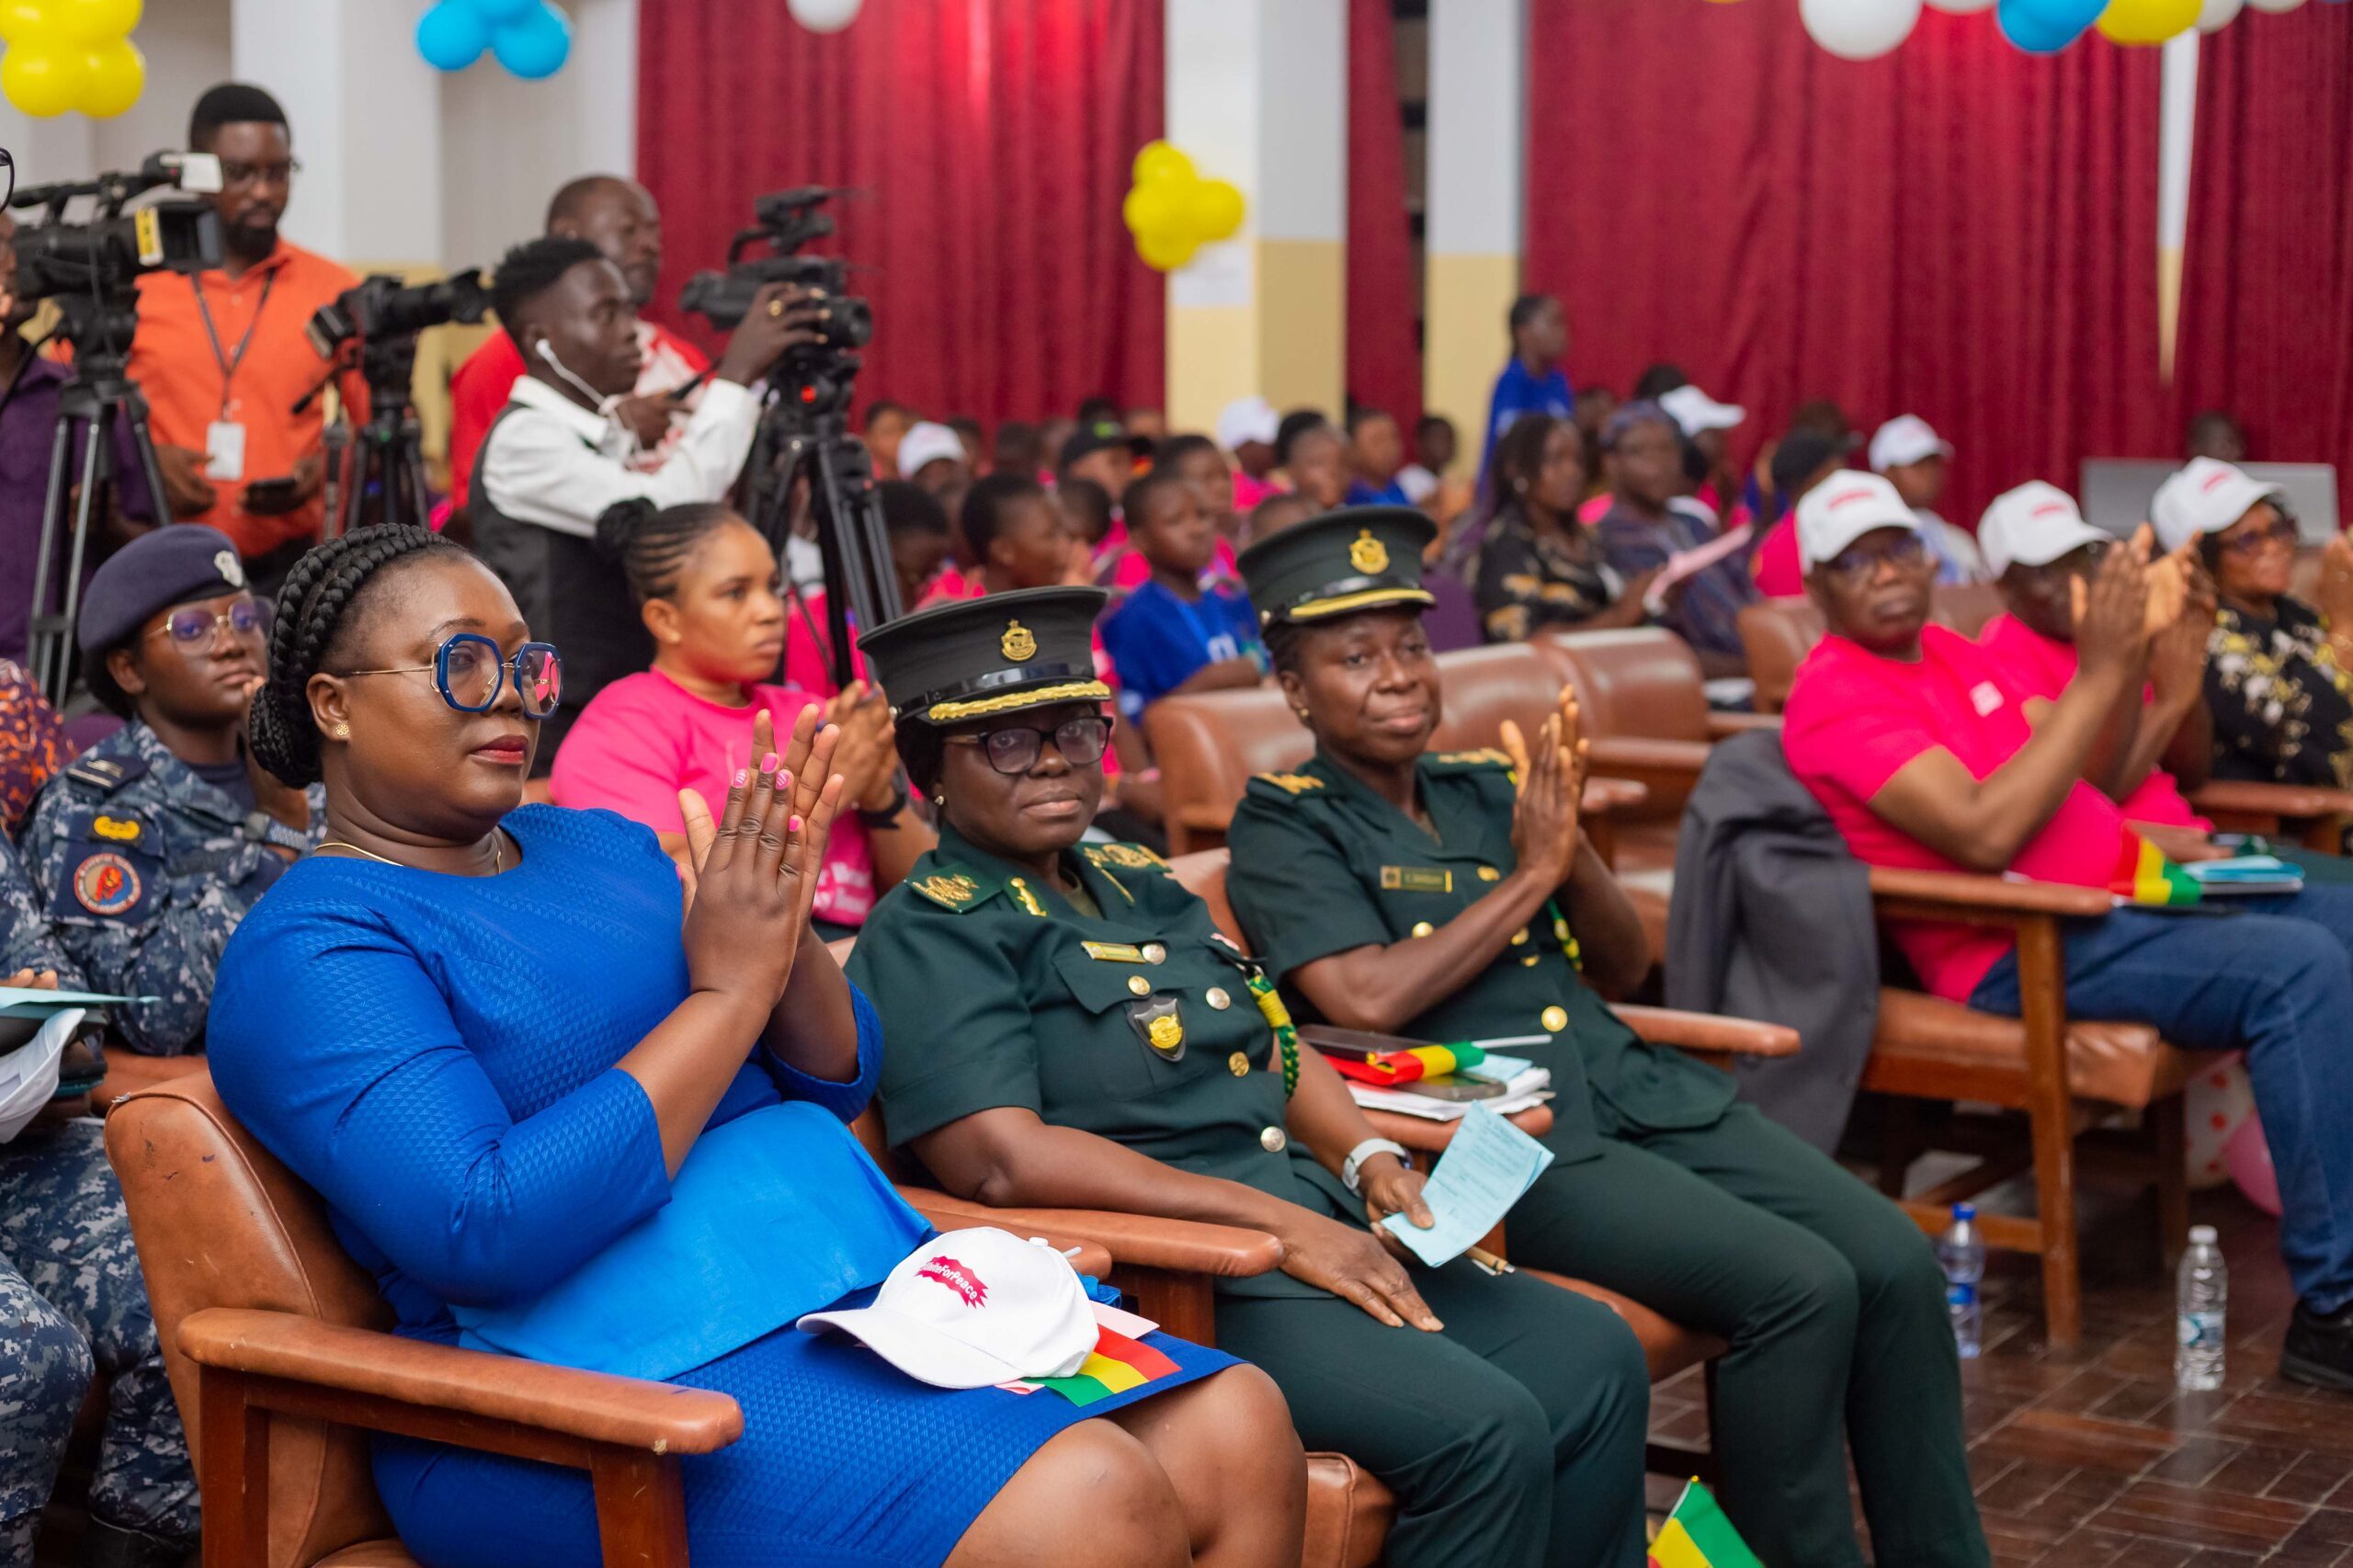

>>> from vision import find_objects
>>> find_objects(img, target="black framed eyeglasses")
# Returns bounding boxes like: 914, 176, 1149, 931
2220, 517, 2299, 557
1823, 532, 1929, 582
218, 156, 301, 188
341, 633, 562, 719
944, 714, 1114, 775
145, 597, 267, 647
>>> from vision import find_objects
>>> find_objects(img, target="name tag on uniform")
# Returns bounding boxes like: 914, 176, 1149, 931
1082, 940, 1147, 962
205, 420, 246, 482
1381, 866, 1453, 894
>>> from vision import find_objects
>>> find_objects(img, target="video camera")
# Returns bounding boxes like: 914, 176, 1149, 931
304, 268, 491, 359
676, 186, 871, 349
6, 152, 223, 312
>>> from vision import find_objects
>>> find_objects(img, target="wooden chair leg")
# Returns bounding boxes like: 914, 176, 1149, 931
591, 1449, 692, 1568
2152, 1094, 2189, 1271
1880, 1096, 1918, 1199
197, 1368, 271, 1568
2016, 918, 2082, 1351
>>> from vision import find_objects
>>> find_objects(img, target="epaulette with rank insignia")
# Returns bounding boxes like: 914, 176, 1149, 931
909, 865, 999, 913
1082, 843, 1168, 873
63, 755, 144, 795
1253, 772, 1325, 796
1427, 747, 1513, 772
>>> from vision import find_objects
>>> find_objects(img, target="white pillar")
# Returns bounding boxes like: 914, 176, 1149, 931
1164, 0, 1347, 434
1422, 0, 1525, 475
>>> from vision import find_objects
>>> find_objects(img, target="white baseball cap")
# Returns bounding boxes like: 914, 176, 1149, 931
1658, 383, 1745, 437
1977, 482, 2108, 577
1216, 395, 1279, 452
2150, 458, 2288, 553
798, 1228, 1097, 1389
1869, 415, 1953, 473
896, 422, 967, 481
1797, 472, 1920, 571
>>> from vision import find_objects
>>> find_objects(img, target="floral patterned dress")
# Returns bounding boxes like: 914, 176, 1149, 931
2203, 595, 2353, 789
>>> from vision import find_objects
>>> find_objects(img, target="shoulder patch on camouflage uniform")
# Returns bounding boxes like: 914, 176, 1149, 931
1252, 772, 1325, 796
911, 865, 996, 912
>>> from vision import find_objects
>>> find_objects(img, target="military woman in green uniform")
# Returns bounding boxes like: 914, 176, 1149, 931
848, 586, 1651, 1568
1222, 507, 1988, 1568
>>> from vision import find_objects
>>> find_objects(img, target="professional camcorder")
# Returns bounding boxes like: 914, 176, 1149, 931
304, 267, 491, 358
677, 186, 871, 351
6, 152, 224, 305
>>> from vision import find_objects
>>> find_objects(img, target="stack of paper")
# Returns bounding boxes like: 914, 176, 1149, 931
1347, 1066, 1552, 1122
2183, 856, 2305, 895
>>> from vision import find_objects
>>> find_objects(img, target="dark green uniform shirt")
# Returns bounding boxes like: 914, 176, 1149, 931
849, 824, 1358, 1298
1225, 748, 1734, 1165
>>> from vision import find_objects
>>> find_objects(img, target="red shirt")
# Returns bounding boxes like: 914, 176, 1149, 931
1753, 518, 1805, 597
1976, 612, 2210, 832
1783, 625, 2133, 1003
445, 320, 710, 507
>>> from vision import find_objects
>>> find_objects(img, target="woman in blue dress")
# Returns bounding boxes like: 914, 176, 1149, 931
207, 525, 1306, 1568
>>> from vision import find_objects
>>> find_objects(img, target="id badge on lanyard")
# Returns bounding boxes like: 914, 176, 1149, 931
196, 273, 275, 482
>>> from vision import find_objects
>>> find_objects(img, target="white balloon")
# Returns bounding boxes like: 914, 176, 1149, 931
1926, 0, 1995, 12
2197, 0, 2245, 26
1801, 0, 1927, 57
2245, 0, 2306, 11
786, 0, 862, 31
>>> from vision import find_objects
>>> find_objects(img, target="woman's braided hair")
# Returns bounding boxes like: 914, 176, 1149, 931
248, 525, 461, 787
594, 497, 737, 606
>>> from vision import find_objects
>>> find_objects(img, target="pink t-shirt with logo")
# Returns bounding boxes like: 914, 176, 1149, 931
550, 670, 879, 926
1783, 625, 2132, 1002
1753, 518, 1805, 598
1976, 613, 2210, 832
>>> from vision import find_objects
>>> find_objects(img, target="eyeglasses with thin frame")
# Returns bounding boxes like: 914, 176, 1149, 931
2220, 517, 2299, 557
1823, 532, 1929, 583
943, 715, 1114, 776
218, 157, 301, 188
340, 632, 563, 719
144, 597, 267, 647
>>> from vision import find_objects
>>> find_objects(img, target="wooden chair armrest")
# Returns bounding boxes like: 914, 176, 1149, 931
1585, 735, 1714, 779
1611, 1003, 1800, 1058
895, 1187, 1284, 1279
1704, 711, 1784, 738
1581, 776, 1648, 814
1362, 1103, 1554, 1155
176, 1308, 743, 1454
1867, 866, 2111, 922
899, 1196, 1112, 1277
2187, 778, 2353, 824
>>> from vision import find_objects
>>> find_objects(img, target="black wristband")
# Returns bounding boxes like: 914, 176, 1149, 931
854, 773, 910, 827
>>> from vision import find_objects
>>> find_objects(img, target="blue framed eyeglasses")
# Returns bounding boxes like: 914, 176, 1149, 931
342, 633, 563, 719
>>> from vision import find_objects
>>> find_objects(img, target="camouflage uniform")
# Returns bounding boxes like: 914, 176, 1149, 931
0, 843, 198, 1561
18, 718, 324, 1056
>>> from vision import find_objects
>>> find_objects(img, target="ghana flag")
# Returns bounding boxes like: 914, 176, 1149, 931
1649, 1480, 1763, 1568
1031, 1325, 1181, 1407
2109, 832, 2202, 908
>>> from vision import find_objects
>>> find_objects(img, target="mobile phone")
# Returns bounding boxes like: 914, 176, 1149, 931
1404, 1075, 1509, 1102
1300, 1024, 1432, 1062
244, 475, 302, 513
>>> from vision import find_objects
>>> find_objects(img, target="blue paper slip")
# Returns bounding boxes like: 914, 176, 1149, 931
0, 987, 148, 1019
1380, 1101, 1555, 1267
1462, 1052, 1534, 1085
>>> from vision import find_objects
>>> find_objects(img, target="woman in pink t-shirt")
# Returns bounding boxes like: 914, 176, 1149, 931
551, 499, 935, 937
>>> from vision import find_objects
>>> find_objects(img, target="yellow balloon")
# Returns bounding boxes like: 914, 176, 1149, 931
52, 0, 137, 47
1122, 181, 1185, 238
1185, 179, 1245, 243
4, 38, 87, 117
1137, 226, 1198, 272
1131, 140, 1195, 187
75, 36, 140, 117
2096, 0, 2201, 40
0, 1, 50, 46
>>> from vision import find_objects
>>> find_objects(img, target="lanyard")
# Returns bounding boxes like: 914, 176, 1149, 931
190, 270, 277, 417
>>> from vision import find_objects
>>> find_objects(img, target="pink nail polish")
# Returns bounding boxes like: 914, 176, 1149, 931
732, 768, 748, 787
761, 752, 779, 772
789, 815, 803, 833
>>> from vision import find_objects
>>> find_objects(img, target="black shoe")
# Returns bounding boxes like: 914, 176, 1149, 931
2281, 1299, 2353, 1392
74, 1516, 195, 1568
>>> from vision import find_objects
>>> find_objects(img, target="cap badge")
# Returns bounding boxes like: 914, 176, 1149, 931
214, 550, 245, 588
1349, 529, 1389, 574
1000, 619, 1037, 662
915, 1255, 988, 1307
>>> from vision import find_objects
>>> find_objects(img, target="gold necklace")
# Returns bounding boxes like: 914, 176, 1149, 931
315, 835, 504, 874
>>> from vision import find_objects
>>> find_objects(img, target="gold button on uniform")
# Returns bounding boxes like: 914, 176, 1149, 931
1229, 1051, 1250, 1076
1128, 974, 1152, 996
1260, 1126, 1288, 1153
1511, 928, 1529, 946
1142, 942, 1167, 964
1478, 866, 1501, 881
1206, 987, 1232, 1009
1540, 1005, 1569, 1033
1410, 921, 1435, 938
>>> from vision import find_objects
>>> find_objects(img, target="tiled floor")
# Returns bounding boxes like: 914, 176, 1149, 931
1648, 1184, 2353, 1564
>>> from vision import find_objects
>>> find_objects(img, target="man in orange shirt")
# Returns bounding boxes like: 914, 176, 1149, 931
445, 176, 710, 513
127, 83, 362, 586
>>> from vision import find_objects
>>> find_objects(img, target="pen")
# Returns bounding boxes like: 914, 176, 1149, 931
1466, 1245, 1515, 1275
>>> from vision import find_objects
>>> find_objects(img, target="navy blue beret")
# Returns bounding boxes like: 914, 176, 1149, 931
76, 526, 248, 655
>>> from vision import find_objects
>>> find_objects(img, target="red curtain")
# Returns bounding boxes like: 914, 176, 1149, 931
636, 0, 1165, 428
1525, 0, 2168, 529
1347, 0, 1420, 426
2173, 5, 2353, 513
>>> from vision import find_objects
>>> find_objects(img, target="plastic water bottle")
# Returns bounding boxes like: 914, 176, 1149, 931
1937, 1204, 1985, 1359
2176, 1224, 2228, 1392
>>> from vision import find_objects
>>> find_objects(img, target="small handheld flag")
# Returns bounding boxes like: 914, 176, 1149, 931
2109, 832, 2202, 908
1648, 1479, 1763, 1568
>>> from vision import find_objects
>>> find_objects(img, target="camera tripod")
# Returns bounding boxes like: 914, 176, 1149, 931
313, 329, 433, 539
23, 291, 177, 708
742, 357, 905, 688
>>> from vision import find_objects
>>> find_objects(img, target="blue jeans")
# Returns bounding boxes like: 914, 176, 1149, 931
1970, 887, 2353, 1314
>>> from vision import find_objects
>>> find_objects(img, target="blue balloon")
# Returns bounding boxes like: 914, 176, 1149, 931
415, 1, 490, 71
470, 0, 543, 19
491, 3, 571, 80
1995, 0, 2097, 51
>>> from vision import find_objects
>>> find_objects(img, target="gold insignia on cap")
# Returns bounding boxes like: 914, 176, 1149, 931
1148, 1013, 1184, 1052
1000, 619, 1038, 662
214, 550, 245, 588
1540, 1005, 1569, 1033
1349, 528, 1389, 574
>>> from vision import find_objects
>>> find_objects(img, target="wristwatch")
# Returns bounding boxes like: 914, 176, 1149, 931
854, 772, 909, 827
1341, 1137, 1412, 1196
